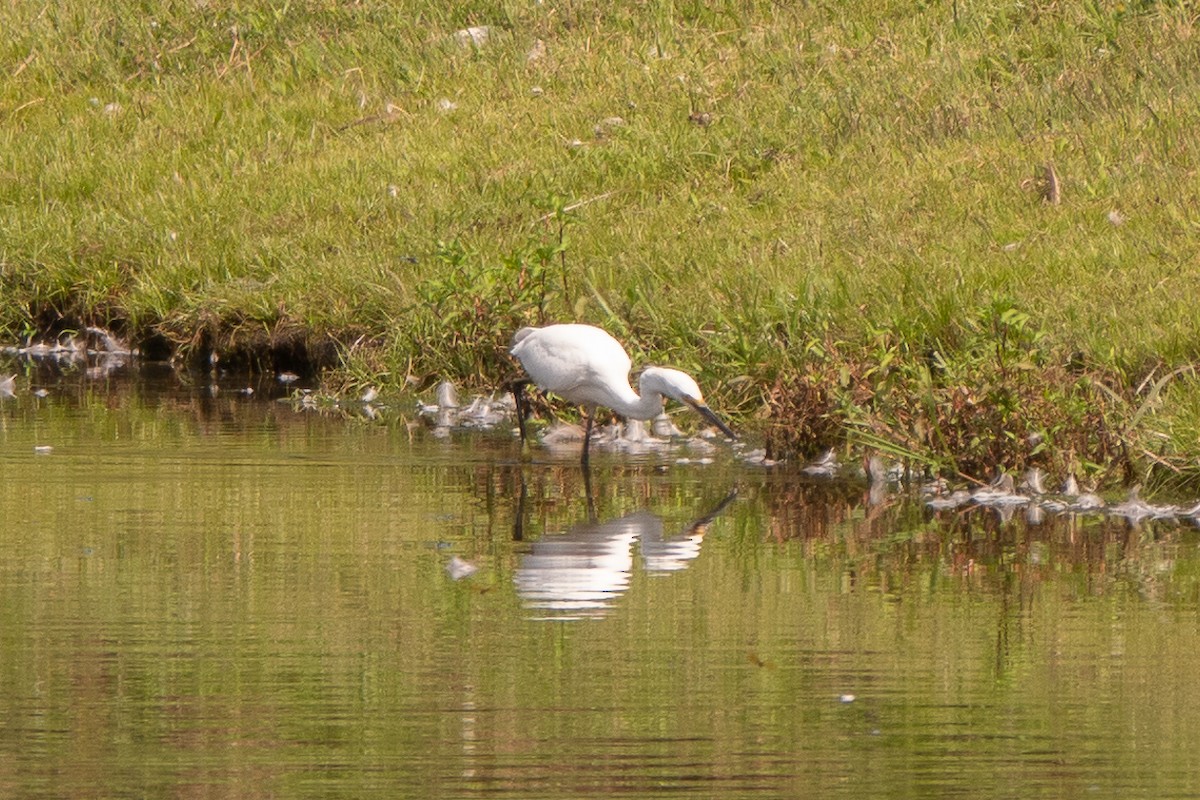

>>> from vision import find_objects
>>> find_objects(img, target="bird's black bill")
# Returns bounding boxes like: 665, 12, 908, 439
686, 399, 737, 440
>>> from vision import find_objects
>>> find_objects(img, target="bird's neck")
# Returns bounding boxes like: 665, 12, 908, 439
605, 378, 665, 421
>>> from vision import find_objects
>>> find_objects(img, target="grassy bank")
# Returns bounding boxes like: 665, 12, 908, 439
2, 1, 1199, 487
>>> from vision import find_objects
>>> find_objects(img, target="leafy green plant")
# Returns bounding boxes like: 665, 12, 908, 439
403, 232, 570, 381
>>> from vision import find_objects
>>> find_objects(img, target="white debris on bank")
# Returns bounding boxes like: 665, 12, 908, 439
415, 379, 734, 459
915, 468, 1200, 526
2, 327, 135, 360
417, 380, 513, 432
1, 327, 137, 383
776, 446, 1200, 528
800, 448, 839, 478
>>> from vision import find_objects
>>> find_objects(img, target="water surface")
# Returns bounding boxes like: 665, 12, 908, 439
1, 366, 1199, 798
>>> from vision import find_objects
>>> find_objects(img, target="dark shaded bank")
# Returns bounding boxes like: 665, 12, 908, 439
11, 310, 346, 378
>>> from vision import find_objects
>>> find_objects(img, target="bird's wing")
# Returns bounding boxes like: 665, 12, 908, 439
513, 325, 632, 399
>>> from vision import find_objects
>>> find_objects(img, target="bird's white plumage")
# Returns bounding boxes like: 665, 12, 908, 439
511, 324, 638, 412
509, 324, 735, 448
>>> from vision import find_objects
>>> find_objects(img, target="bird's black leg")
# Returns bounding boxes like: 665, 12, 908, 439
508, 378, 532, 445
580, 407, 596, 518
581, 407, 594, 468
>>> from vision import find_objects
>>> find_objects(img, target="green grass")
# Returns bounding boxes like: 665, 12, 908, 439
3, 1, 1200, 485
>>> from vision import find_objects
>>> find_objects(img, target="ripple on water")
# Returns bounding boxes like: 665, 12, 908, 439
2, 374, 1200, 798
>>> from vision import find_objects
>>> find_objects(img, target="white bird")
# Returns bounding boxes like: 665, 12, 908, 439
509, 324, 736, 464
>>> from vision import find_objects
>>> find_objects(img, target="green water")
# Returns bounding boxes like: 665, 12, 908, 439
1, 372, 1199, 798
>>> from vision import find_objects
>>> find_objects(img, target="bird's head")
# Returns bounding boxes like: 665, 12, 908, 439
641, 367, 737, 440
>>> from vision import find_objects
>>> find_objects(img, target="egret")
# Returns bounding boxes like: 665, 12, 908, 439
509, 323, 736, 464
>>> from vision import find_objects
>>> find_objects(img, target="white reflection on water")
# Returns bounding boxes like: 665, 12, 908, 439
514, 492, 735, 620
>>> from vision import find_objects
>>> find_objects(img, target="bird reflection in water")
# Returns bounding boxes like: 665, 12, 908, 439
513, 490, 736, 620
